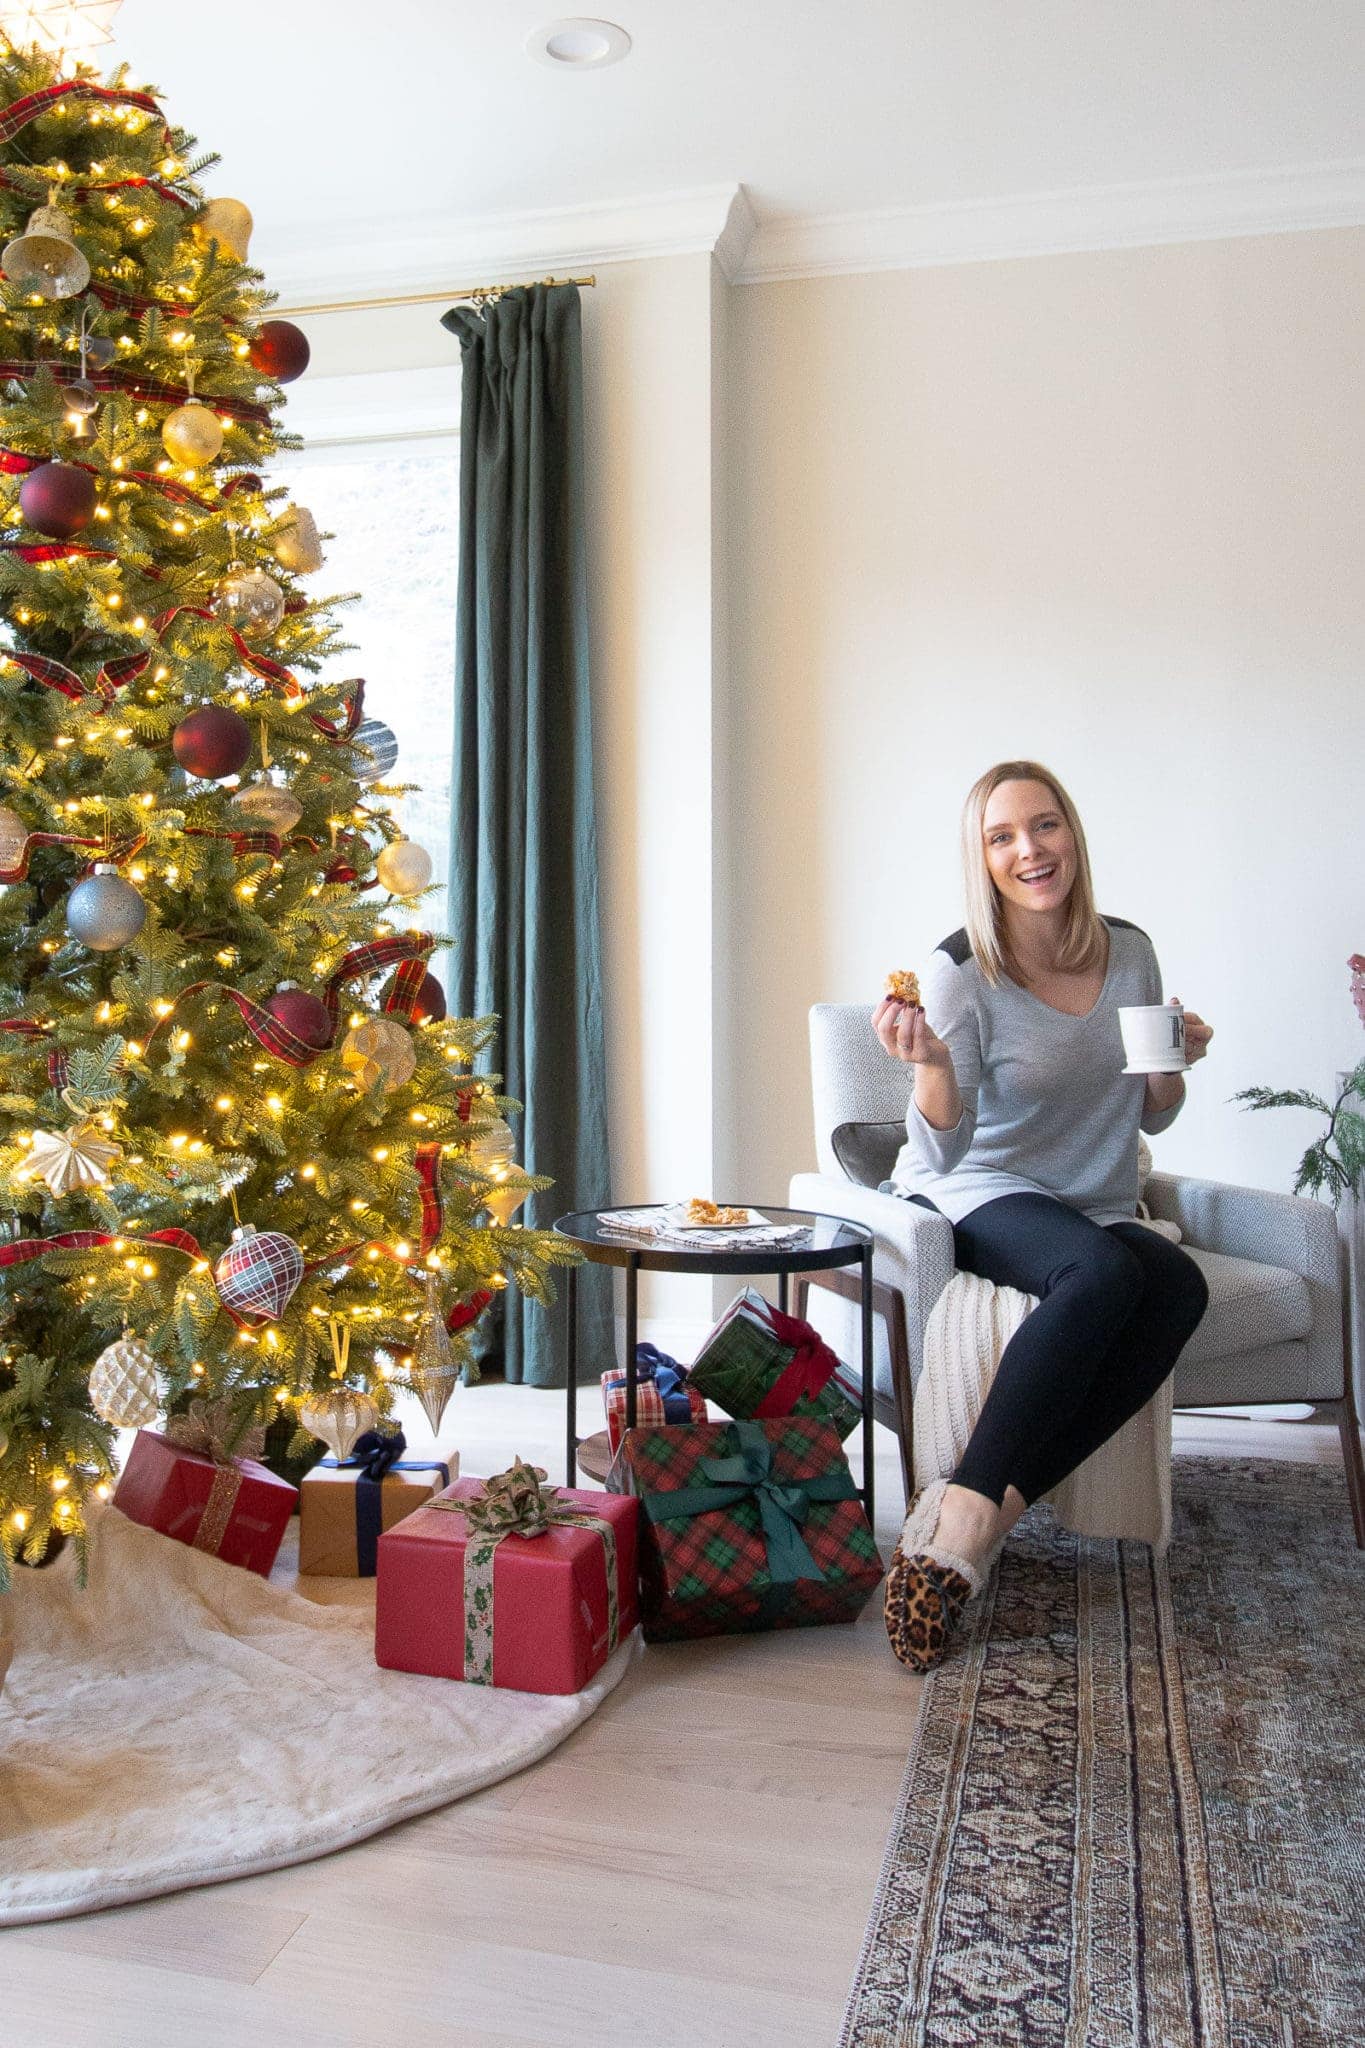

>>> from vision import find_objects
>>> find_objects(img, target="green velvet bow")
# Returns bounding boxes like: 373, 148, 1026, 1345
642, 1419, 857, 1584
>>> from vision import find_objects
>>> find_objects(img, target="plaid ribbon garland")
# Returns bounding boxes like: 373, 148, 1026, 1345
0, 1225, 204, 1271
0, 361, 271, 427
0, 80, 169, 147
414, 1141, 443, 1254
327, 932, 433, 1030
0, 540, 117, 565
382, 956, 428, 1021
0, 445, 260, 518
1, 644, 151, 707
152, 603, 302, 702
184, 824, 284, 861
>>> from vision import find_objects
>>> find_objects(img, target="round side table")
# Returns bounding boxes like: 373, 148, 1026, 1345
552, 1206, 877, 1523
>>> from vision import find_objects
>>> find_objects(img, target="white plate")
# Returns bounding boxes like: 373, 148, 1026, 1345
1122, 1062, 1188, 1076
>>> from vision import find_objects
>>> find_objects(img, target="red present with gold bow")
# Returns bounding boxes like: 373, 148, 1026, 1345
112, 1402, 296, 1576
374, 1458, 639, 1694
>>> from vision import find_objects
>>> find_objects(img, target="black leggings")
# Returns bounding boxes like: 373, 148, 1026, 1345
939, 1193, 1209, 1507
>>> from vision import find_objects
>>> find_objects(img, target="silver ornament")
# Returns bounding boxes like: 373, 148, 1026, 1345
231, 774, 303, 834
0, 803, 28, 874
89, 1335, 159, 1429
299, 1386, 379, 1461
2, 201, 90, 300
352, 719, 398, 784
65, 378, 100, 417
340, 1016, 417, 1094
408, 1272, 459, 1432
216, 567, 285, 637
375, 839, 433, 896
23, 1118, 121, 1197
66, 864, 146, 950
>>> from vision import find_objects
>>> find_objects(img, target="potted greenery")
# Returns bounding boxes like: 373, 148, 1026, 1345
1234, 957, 1365, 1204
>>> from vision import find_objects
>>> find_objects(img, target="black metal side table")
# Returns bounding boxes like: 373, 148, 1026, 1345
552, 1206, 877, 1524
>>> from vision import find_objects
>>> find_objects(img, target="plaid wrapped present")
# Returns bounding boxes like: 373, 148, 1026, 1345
601, 1343, 708, 1455
615, 1415, 882, 1641
685, 1286, 860, 1439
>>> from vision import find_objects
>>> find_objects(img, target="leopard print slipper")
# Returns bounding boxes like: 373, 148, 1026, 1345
884, 1480, 985, 1674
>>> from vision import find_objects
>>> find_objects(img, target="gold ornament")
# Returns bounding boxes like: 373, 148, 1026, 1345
0, 803, 28, 873
300, 1386, 379, 1462
468, 1115, 527, 1225
274, 504, 323, 573
88, 1333, 159, 1429
231, 773, 303, 834
341, 1016, 416, 1095
375, 839, 433, 897
162, 397, 224, 467
2, 197, 90, 300
22, 1097, 121, 1197
194, 196, 253, 262
408, 1271, 459, 1432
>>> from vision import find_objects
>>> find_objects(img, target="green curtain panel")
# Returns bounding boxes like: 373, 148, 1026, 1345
441, 283, 612, 1386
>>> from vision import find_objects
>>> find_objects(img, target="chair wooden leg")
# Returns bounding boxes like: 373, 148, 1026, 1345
1325, 1385, 1365, 1549
794, 1270, 915, 1510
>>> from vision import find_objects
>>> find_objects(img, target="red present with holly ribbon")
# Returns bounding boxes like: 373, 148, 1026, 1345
112, 1402, 296, 1576
374, 1459, 640, 1694
615, 1415, 882, 1642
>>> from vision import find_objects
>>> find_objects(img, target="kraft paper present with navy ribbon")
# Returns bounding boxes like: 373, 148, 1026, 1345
298, 1428, 460, 1576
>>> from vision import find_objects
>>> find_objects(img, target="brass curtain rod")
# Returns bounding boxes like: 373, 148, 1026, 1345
277, 274, 597, 319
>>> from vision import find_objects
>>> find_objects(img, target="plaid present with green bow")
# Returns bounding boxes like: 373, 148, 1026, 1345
615, 1415, 882, 1642
685, 1285, 860, 1439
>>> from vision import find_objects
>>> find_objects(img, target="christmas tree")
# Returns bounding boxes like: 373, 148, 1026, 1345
0, 38, 572, 1583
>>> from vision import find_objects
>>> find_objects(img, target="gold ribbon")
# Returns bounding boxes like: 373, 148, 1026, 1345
163, 1396, 265, 1467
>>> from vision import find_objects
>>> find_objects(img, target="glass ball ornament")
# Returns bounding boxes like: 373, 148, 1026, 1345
299, 1386, 379, 1462
173, 704, 253, 780
88, 1335, 159, 1430
193, 196, 253, 262
265, 982, 333, 1050
2, 201, 90, 300
230, 774, 303, 835
66, 863, 146, 951
19, 460, 96, 539
468, 1115, 528, 1225
214, 1225, 304, 1321
216, 566, 285, 637
249, 319, 311, 384
0, 803, 28, 874
376, 839, 433, 896
352, 718, 399, 783
162, 398, 224, 467
341, 1016, 417, 1095
274, 504, 323, 574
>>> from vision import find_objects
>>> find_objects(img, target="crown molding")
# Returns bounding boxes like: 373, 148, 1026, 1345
738, 160, 1365, 282
266, 184, 756, 313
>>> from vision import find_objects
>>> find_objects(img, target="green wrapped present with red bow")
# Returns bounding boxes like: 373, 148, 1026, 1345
614, 1415, 882, 1641
685, 1286, 860, 1439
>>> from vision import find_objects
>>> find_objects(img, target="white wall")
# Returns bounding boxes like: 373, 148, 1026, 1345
724, 227, 1365, 1206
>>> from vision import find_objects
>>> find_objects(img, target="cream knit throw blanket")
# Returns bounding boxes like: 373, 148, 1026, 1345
913, 1269, 1173, 1552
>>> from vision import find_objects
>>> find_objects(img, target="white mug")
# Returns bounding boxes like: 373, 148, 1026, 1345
1118, 1003, 1186, 1074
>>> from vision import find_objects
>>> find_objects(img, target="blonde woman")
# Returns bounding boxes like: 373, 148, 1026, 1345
873, 761, 1212, 1672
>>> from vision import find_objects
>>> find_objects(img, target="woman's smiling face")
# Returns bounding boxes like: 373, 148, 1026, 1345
982, 778, 1077, 917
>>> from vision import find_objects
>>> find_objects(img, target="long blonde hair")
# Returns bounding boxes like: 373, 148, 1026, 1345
961, 760, 1105, 987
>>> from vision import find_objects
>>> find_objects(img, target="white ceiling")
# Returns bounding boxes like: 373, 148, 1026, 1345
107, 0, 1365, 297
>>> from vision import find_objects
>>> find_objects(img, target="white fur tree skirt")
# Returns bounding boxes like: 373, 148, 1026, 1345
0, 1503, 636, 1927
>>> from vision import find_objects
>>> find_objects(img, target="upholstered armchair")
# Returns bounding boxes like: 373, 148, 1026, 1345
788, 1003, 1365, 1545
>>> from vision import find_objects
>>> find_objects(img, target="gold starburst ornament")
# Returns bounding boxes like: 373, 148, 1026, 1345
23, 1115, 121, 1197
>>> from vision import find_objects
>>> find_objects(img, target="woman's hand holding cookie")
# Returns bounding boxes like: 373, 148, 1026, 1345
872, 993, 952, 1068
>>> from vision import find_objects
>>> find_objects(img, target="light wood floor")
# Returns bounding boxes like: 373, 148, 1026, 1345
0, 1389, 1351, 2048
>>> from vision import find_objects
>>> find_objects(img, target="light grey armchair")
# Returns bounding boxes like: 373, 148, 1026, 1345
789, 1003, 1365, 1545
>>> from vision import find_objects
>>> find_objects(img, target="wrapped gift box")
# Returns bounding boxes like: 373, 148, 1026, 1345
298, 1434, 460, 1577
601, 1344, 708, 1455
374, 1464, 640, 1694
113, 1427, 296, 1576
614, 1415, 882, 1642
686, 1285, 860, 1439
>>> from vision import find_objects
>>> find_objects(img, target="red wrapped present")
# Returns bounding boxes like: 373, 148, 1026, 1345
615, 1415, 882, 1642
112, 1403, 296, 1576
601, 1344, 708, 1455
374, 1458, 640, 1694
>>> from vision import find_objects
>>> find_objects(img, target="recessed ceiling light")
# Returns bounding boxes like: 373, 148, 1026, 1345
526, 17, 631, 70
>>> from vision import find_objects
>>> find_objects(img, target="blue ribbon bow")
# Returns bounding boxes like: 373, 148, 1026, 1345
604, 1344, 695, 1422
320, 1428, 452, 1573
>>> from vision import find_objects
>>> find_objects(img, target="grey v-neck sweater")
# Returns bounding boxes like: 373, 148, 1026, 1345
890, 918, 1184, 1227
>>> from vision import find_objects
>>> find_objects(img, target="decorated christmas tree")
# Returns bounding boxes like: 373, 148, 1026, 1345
0, 37, 571, 1583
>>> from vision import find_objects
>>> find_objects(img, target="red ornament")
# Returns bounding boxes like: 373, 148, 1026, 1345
19, 461, 96, 539
410, 970, 447, 1025
265, 984, 333, 1049
172, 704, 253, 780
249, 319, 310, 384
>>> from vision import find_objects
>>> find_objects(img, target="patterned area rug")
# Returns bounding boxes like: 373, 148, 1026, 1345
841, 1457, 1365, 2048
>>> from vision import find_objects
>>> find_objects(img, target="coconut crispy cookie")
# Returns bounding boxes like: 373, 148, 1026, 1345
885, 969, 921, 1006
684, 1198, 749, 1228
